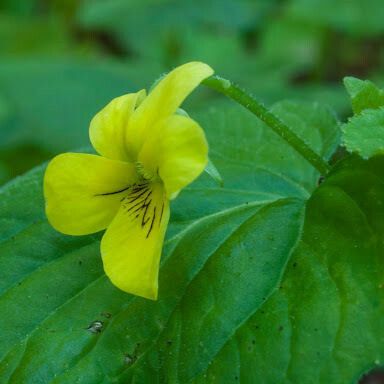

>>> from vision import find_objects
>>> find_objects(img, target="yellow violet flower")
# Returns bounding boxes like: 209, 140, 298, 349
44, 62, 214, 300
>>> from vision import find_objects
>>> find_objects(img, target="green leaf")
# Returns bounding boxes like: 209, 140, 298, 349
344, 76, 384, 114
341, 107, 384, 159
0, 102, 340, 383
195, 155, 384, 383
0, 167, 305, 384
200, 100, 339, 193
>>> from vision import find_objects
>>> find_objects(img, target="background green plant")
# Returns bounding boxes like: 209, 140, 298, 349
1, 1, 384, 383
2, 0, 384, 184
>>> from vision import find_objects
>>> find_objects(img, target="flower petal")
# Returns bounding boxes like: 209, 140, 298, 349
44, 153, 138, 235
101, 182, 169, 300
127, 61, 213, 156
89, 90, 146, 161
139, 115, 208, 197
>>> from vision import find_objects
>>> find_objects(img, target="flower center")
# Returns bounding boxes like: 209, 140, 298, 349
135, 161, 160, 183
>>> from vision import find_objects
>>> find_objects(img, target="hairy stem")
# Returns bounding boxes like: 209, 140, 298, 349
202, 75, 331, 175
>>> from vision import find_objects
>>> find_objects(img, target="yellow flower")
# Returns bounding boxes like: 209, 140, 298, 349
44, 62, 214, 300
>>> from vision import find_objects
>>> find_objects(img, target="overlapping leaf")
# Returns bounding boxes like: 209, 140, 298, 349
342, 77, 384, 159
344, 77, 384, 115
194, 155, 384, 383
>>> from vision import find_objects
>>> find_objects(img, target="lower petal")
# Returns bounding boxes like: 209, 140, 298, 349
44, 153, 138, 235
101, 182, 170, 300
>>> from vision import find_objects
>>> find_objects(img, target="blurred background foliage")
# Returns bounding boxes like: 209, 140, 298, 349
1, 0, 384, 185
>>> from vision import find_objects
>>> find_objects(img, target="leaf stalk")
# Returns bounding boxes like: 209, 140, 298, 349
202, 75, 331, 175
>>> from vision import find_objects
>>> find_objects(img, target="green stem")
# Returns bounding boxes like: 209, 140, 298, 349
202, 75, 331, 175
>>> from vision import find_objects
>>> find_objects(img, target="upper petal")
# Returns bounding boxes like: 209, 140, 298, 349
89, 90, 146, 161
101, 182, 170, 300
44, 153, 138, 236
127, 62, 213, 157
138, 115, 208, 198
